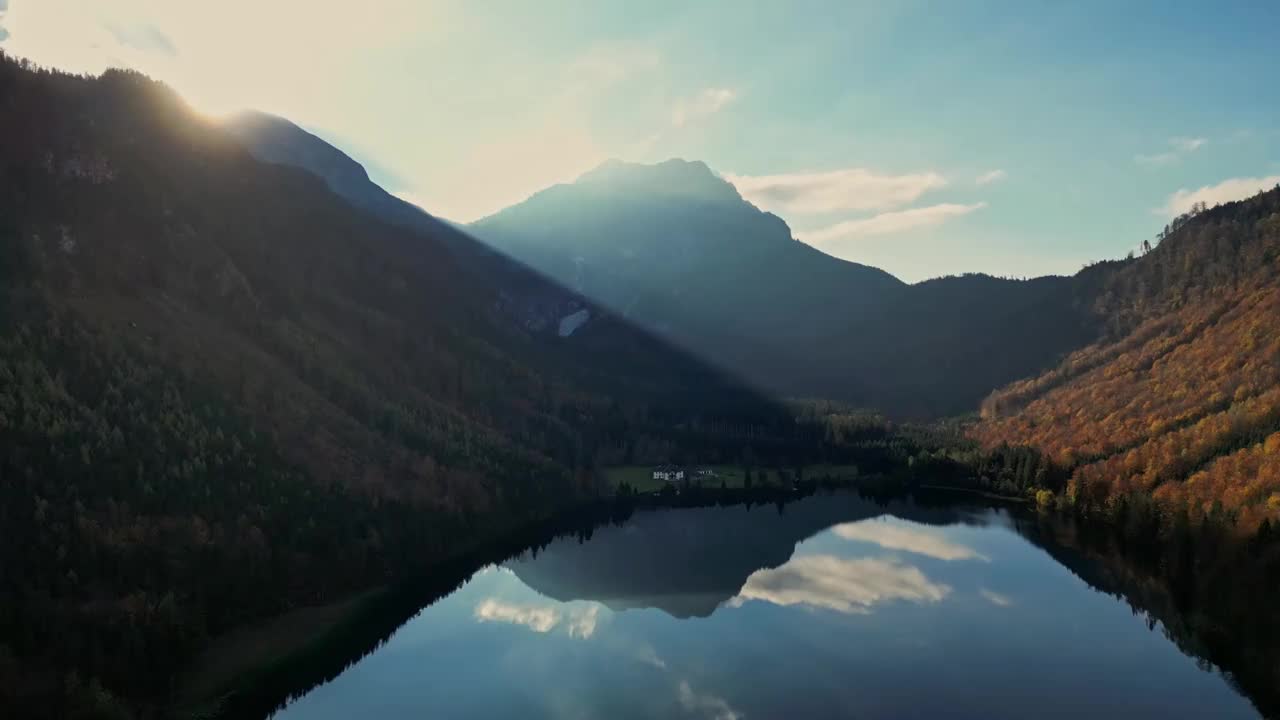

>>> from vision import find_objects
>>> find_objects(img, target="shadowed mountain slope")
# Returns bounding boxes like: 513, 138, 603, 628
0, 57, 819, 716
225, 117, 1107, 419
468, 160, 1099, 416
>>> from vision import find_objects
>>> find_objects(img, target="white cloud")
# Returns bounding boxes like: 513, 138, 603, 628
799, 202, 986, 247
678, 680, 743, 720
732, 555, 951, 614
1159, 175, 1280, 217
671, 87, 737, 127
473, 599, 603, 638
1136, 136, 1207, 166
975, 169, 1006, 186
474, 599, 561, 633
832, 519, 989, 562
565, 603, 601, 639
1171, 136, 1207, 153
725, 168, 947, 215
979, 588, 1013, 607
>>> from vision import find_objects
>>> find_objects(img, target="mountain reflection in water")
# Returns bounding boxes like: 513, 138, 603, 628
261, 494, 1266, 720
507, 494, 971, 618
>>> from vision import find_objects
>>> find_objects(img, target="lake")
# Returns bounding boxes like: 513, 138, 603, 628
262, 493, 1265, 719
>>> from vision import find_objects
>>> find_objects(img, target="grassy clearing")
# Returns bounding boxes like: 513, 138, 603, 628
603, 465, 668, 493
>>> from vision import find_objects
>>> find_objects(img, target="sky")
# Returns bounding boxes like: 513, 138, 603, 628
2, 0, 1278, 282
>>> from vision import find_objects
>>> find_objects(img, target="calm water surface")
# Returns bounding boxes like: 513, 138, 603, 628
271, 495, 1258, 719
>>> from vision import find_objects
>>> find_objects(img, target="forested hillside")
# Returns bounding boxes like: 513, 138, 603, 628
0, 56, 851, 717
975, 187, 1280, 531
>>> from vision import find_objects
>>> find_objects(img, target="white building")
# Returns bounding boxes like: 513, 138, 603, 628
652, 465, 685, 482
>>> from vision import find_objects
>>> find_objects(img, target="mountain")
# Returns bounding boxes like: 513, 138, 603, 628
509, 494, 967, 618
469, 159, 1098, 416
6, 48, 1273, 719
460, 151, 1280, 531
221, 112, 673, 346
223, 111, 460, 239
974, 186, 1280, 531
470, 158, 902, 355
222, 119, 1103, 419
0, 57, 828, 716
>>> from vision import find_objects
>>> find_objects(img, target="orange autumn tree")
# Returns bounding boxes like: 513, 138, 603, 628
974, 185, 1280, 532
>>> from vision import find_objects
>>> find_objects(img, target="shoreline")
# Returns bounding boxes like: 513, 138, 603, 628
173, 495, 631, 718
176, 586, 389, 715
174, 479, 897, 718
918, 483, 1029, 504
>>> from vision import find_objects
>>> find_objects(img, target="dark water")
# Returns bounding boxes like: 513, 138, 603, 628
267, 494, 1260, 719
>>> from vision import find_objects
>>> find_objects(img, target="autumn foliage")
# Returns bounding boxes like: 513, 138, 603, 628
975, 187, 1280, 530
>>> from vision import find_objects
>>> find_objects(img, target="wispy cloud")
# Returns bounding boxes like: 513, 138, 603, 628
1136, 136, 1208, 166
979, 588, 1013, 607
104, 21, 176, 56
833, 519, 989, 562
671, 87, 737, 127
678, 680, 743, 720
634, 644, 667, 670
974, 169, 1006, 186
732, 555, 951, 614
799, 202, 986, 247
725, 168, 947, 215
1170, 136, 1207, 153
473, 598, 603, 638
1159, 175, 1280, 217
1134, 152, 1179, 167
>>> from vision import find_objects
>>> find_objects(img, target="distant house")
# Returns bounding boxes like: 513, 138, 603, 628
652, 465, 685, 482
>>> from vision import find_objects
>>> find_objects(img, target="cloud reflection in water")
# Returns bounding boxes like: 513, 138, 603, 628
832, 518, 988, 561
473, 598, 603, 638
731, 555, 950, 615
678, 679, 743, 720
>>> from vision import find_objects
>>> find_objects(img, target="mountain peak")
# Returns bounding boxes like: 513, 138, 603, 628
574, 158, 742, 205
